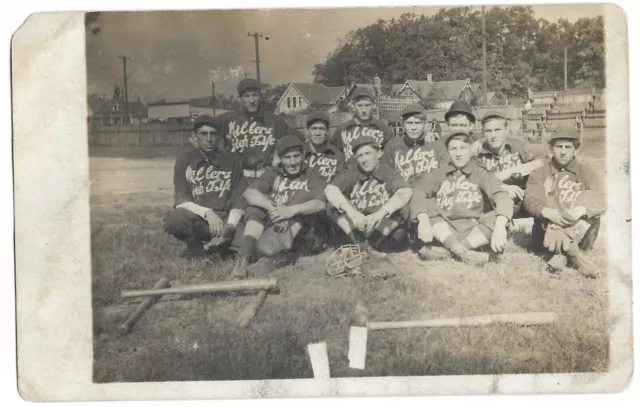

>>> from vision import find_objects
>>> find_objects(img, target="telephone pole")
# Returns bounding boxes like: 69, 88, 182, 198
564, 46, 568, 91
118, 55, 130, 116
211, 81, 216, 116
248, 32, 269, 86
482, 6, 487, 106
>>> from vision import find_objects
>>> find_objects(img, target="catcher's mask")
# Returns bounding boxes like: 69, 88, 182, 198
326, 244, 367, 276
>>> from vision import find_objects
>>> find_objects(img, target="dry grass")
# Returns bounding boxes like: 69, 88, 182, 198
91, 138, 609, 383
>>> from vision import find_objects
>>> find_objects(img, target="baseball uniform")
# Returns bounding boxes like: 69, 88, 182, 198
304, 142, 346, 183
332, 118, 395, 166
475, 137, 543, 189
382, 136, 447, 185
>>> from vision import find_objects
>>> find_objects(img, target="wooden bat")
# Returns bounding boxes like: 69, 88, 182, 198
367, 312, 558, 331
121, 278, 278, 298
236, 290, 268, 328
118, 277, 170, 334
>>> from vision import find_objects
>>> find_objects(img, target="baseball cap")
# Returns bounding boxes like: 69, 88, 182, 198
548, 126, 580, 142
444, 131, 472, 148
351, 135, 380, 154
350, 87, 375, 101
306, 110, 330, 127
481, 111, 507, 124
401, 103, 426, 119
445, 100, 476, 123
193, 115, 220, 131
237, 78, 261, 96
275, 135, 304, 156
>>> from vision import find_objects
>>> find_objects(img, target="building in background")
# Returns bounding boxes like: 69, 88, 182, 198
276, 83, 346, 114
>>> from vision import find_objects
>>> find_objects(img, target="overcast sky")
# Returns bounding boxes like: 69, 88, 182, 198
85, 4, 604, 103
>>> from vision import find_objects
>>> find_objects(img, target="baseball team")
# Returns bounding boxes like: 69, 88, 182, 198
164, 78, 605, 280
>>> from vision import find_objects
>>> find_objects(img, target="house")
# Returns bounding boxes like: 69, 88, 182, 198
147, 97, 224, 123
276, 83, 347, 114
386, 75, 481, 110
87, 94, 148, 125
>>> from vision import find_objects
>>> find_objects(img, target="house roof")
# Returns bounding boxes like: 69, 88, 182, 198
327, 86, 346, 103
279, 83, 347, 107
127, 101, 148, 117
396, 79, 476, 100
477, 92, 497, 105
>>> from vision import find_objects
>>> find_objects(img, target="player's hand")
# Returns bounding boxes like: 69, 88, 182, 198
416, 216, 434, 243
273, 220, 289, 233
503, 185, 525, 201
541, 208, 572, 227
204, 210, 224, 237
269, 205, 296, 223
562, 206, 587, 224
365, 210, 387, 233
346, 209, 367, 231
491, 216, 509, 253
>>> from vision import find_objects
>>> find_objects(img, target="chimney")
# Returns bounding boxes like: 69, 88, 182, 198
427, 74, 433, 83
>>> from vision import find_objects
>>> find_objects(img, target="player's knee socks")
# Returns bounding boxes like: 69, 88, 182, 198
442, 235, 461, 252
239, 236, 258, 257
369, 230, 387, 250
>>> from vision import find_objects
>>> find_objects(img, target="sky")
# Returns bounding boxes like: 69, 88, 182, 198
85, 4, 604, 103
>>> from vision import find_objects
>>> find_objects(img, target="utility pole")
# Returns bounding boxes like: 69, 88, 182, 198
248, 32, 269, 86
564, 46, 568, 91
482, 6, 487, 106
211, 81, 216, 116
118, 55, 130, 116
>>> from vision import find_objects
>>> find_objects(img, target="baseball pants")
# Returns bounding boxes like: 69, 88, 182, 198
164, 208, 244, 251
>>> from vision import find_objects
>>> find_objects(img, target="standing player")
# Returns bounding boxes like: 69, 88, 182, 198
523, 126, 605, 278
411, 131, 513, 266
382, 103, 447, 186
325, 135, 413, 254
304, 110, 345, 183
217, 78, 301, 182
332, 87, 395, 168
475, 112, 545, 215
230, 135, 327, 279
164, 115, 245, 259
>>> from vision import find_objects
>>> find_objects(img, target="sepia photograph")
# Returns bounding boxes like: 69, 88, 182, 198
11, 1, 633, 402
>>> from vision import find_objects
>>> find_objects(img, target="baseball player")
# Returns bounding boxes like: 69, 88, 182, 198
304, 110, 345, 183
382, 103, 447, 186
217, 78, 302, 182
325, 135, 413, 254
444, 100, 478, 140
523, 126, 606, 278
164, 115, 246, 259
410, 131, 513, 266
475, 111, 545, 215
332, 87, 395, 168
230, 135, 327, 279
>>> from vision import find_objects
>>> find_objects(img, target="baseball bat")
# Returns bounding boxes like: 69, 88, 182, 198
118, 277, 170, 334
367, 312, 558, 331
236, 290, 268, 328
121, 278, 278, 298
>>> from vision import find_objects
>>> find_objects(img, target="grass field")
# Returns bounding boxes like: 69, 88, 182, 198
91, 135, 609, 383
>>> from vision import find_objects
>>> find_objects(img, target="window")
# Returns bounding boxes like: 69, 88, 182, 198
287, 97, 291, 108
293, 97, 297, 108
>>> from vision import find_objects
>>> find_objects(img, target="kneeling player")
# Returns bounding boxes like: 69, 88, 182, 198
230, 135, 327, 279
411, 132, 513, 266
164, 115, 245, 259
523, 126, 605, 278
324, 135, 413, 253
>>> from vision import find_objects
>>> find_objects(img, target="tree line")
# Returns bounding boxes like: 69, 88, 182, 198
311, 6, 605, 100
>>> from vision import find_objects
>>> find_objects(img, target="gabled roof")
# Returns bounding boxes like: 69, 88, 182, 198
128, 101, 148, 117
477, 92, 497, 105
397, 79, 476, 100
278, 83, 347, 107
327, 86, 347, 103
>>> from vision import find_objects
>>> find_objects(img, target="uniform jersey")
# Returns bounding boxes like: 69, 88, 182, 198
381, 136, 447, 185
475, 137, 542, 188
217, 108, 299, 171
411, 160, 513, 222
249, 164, 326, 207
329, 164, 408, 215
332, 118, 395, 164
304, 143, 346, 183
173, 148, 246, 212
523, 157, 606, 219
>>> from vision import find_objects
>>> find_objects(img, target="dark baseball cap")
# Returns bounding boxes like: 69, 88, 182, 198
444, 131, 472, 148
445, 100, 476, 123
237, 78, 261, 95
401, 103, 426, 119
193, 115, 220, 131
351, 135, 381, 154
548, 126, 580, 142
306, 110, 330, 127
481, 111, 507, 124
350, 86, 375, 101
276, 135, 304, 156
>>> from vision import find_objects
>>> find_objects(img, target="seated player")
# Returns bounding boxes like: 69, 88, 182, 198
382, 103, 447, 186
304, 110, 345, 183
445, 100, 478, 141
523, 126, 605, 278
230, 135, 327, 279
475, 111, 545, 215
164, 115, 245, 259
411, 132, 513, 266
324, 135, 413, 254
